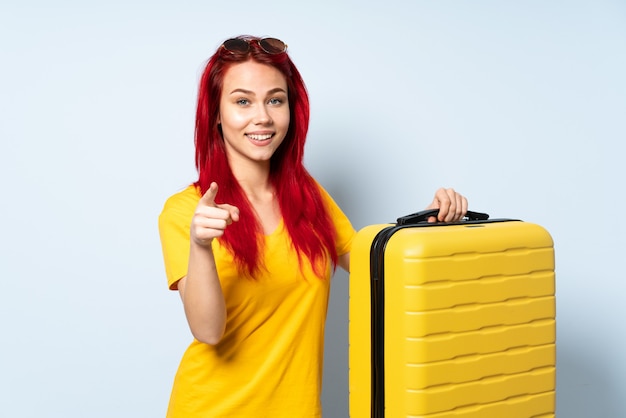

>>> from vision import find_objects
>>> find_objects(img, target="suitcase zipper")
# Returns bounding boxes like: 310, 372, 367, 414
370, 225, 401, 418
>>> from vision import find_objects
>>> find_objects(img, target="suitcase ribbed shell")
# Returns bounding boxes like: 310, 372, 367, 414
349, 220, 555, 418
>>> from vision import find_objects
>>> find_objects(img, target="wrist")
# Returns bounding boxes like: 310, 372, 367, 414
190, 239, 215, 256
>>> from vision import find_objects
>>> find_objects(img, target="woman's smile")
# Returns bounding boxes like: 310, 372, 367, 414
246, 132, 274, 143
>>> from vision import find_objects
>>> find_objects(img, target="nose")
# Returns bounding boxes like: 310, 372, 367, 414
254, 104, 272, 125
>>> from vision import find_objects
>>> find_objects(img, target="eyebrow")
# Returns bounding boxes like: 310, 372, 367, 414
229, 87, 287, 95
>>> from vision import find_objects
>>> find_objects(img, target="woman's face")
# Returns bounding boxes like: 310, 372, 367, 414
218, 60, 290, 168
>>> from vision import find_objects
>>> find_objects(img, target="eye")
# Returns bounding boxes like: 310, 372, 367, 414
236, 98, 250, 106
268, 97, 284, 105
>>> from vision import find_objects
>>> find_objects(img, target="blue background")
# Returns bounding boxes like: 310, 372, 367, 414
1, 1, 625, 416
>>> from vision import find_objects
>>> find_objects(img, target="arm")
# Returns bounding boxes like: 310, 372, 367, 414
338, 252, 350, 273
179, 182, 239, 345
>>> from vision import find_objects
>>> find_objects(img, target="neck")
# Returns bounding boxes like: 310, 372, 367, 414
230, 160, 273, 200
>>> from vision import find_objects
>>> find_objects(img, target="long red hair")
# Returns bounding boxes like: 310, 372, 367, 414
194, 35, 338, 278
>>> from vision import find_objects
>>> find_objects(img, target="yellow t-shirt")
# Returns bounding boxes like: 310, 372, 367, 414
158, 183, 355, 418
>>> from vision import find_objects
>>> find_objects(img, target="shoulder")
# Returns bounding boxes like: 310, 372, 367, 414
162, 184, 201, 209
312, 179, 332, 201
313, 180, 341, 211
159, 184, 201, 225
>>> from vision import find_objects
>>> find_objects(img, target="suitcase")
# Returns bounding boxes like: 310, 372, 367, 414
348, 209, 556, 418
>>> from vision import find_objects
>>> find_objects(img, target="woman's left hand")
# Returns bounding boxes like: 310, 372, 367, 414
426, 188, 468, 222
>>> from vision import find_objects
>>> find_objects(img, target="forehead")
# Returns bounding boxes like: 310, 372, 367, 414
222, 61, 288, 92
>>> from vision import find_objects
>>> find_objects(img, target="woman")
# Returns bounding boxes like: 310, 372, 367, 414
158, 35, 467, 417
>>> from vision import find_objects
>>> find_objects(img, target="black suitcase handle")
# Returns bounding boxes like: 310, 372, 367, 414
396, 209, 489, 225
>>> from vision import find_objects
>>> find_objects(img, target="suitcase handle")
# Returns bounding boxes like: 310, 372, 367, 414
396, 209, 489, 225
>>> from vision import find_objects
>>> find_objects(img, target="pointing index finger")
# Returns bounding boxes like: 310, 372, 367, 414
199, 182, 218, 207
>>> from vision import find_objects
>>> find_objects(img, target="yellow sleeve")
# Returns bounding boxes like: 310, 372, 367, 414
158, 185, 201, 290
317, 184, 357, 256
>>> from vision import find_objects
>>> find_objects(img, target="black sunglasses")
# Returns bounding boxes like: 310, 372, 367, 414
221, 37, 288, 55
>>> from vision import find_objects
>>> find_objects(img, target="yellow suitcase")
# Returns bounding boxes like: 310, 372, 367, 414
349, 210, 556, 418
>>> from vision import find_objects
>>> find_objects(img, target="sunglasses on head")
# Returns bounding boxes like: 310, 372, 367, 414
221, 37, 288, 55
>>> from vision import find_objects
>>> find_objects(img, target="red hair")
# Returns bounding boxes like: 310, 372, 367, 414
194, 35, 338, 278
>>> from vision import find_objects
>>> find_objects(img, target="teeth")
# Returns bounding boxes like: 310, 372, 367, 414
247, 134, 272, 141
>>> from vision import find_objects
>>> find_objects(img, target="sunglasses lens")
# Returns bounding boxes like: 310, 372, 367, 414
222, 38, 249, 53
259, 38, 287, 54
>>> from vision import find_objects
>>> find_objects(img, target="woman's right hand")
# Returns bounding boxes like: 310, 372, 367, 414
181, 181, 237, 345
191, 182, 240, 247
